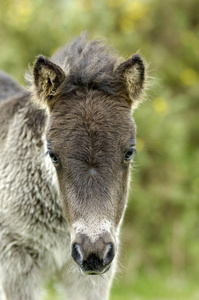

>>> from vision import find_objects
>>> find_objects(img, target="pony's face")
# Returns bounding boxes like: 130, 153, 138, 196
32, 43, 145, 274
45, 89, 136, 274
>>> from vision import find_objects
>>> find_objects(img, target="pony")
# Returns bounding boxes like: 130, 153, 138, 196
0, 34, 146, 300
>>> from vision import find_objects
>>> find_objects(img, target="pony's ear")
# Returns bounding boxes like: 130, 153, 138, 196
115, 54, 145, 108
33, 55, 66, 107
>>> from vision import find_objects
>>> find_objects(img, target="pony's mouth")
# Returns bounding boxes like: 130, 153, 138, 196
80, 265, 111, 275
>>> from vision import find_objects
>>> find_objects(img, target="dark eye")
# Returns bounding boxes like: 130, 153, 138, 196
124, 146, 137, 162
48, 150, 59, 164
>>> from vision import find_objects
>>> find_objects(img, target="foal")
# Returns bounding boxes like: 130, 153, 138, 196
0, 34, 146, 300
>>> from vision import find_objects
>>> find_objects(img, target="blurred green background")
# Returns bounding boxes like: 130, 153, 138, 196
0, 0, 199, 299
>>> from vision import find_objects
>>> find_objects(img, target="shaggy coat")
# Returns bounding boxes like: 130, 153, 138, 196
0, 34, 146, 300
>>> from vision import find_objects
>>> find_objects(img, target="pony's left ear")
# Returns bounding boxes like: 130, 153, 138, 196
115, 54, 145, 108
33, 55, 66, 108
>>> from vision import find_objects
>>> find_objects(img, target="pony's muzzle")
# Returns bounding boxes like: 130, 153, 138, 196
71, 234, 115, 275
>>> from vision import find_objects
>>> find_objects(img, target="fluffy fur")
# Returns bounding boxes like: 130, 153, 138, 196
0, 34, 146, 300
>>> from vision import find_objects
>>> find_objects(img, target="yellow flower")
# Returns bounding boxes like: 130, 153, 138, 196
180, 68, 198, 86
119, 1, 148, 33
153, 97, 168, 116
6, 0, 33, 30
124, 1, 147, 21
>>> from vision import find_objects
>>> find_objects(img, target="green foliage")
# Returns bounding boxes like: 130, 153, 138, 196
111, 272, 199, 300
1, 0, 198, 298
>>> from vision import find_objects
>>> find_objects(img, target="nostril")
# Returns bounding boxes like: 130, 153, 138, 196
72, 243, 83, 266
103, 243, 115, 266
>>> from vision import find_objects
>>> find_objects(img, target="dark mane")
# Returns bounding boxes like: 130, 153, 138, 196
51, 34, 120, 95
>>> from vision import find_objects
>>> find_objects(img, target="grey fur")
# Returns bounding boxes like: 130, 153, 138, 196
0, 35, 146, 300
0, 71, 24, 101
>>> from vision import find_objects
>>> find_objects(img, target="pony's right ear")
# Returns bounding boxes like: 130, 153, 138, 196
115, 54, 145, 109
33, 55, 66, 108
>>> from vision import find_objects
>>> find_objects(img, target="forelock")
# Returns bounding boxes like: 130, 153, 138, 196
51, 34, 121, 95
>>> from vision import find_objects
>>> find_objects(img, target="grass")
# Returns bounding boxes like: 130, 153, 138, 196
45, 272, 199, 300
110, 273, 199, 300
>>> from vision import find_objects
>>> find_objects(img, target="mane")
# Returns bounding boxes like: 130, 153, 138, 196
50, 33, 121, 95
26, 33, 147, 106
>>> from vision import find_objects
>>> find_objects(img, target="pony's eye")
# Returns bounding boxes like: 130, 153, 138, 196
48, 150, 58, 164
124, 146, 137, 162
